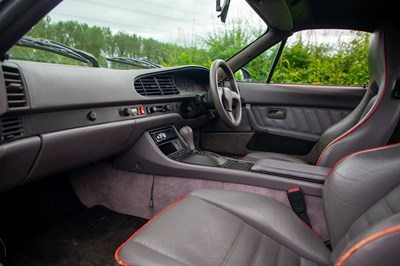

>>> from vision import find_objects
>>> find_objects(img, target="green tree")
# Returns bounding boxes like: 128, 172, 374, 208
7, 17, 370, 86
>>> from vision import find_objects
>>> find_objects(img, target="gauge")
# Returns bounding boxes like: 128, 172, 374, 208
185, 79, 195, 92
174, 78, 186, 93
174, 78, 205, 93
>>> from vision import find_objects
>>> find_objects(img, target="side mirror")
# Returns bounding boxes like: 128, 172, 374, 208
235, 68, 252, 82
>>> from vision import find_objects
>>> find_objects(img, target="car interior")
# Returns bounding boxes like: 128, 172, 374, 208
0, 0, 398, 265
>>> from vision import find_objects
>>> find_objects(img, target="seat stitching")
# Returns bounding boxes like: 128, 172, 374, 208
299, 256, 304, 266
191, 195, 322, 264
336, 225, 400, 266
382, 197, 394, 214
345, 232, 351, 246
250, 234, 264, 266
221, 223, 246, 266
132, 241, 190, 266
275, 245, 283, 266
362, 214, 370, 229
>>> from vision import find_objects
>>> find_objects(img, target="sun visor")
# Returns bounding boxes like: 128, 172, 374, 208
252, 0, 293, 31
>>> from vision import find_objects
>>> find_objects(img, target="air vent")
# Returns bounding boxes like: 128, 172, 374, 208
1, 65, 27, 109
0, 117, 24, 141
134, 76, 179, 96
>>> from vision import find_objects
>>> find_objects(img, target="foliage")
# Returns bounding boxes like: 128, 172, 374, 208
8, 17, 370, 86
272, 31, 370, 86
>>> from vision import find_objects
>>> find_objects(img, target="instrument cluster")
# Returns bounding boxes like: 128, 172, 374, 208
174, 78, 207, 94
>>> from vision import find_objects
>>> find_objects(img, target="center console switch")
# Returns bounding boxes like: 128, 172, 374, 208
149, 127, 189, 159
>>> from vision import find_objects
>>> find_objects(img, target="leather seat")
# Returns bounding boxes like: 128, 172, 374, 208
244, 21, 400, 167
115, 143, 400, 266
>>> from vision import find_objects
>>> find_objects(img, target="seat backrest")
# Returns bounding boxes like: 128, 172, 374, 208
316, 21, 400, 167
323, 143, 400, 265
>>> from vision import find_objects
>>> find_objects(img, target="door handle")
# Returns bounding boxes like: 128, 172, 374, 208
267, 108, 286, 119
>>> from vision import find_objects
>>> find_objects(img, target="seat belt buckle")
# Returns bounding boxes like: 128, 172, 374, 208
287, 187, 311, 226
287, 187, 306, 213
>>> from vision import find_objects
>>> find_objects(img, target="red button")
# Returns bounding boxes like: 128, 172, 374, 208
139, 106, 145, 115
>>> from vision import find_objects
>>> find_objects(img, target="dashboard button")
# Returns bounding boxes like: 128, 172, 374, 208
87, 111, 97, 121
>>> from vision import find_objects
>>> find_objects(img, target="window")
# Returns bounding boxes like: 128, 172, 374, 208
6, 0, 267, 69
242, 30, 370, 86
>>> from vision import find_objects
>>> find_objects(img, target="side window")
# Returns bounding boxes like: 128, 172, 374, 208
237, 42, 280, 83
241, 30, 371, 87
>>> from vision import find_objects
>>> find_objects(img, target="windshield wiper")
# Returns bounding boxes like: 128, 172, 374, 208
107, 57, 162, 69
15, 36, 100, 67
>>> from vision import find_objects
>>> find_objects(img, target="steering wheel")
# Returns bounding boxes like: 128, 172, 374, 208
209, 59, 242, 128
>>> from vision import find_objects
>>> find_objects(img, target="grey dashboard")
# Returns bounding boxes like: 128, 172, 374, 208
0, 60, 212, 192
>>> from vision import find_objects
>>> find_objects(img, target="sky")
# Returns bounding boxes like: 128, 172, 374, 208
47, 0, 360, 48
48, 0, 266, 43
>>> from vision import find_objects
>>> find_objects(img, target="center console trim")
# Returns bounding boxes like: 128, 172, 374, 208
113, 128, 325, 196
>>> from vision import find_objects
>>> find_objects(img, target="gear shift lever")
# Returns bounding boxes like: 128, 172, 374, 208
179, 126, 196, 151
179, 126, 227, 166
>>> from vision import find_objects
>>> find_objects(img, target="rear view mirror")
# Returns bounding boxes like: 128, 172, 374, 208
216, 0, 231, 23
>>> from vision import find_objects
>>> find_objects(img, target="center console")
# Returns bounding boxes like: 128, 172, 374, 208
113, 122, 326, 196
149, 126, 253, 170
148, 126, 329, 184
149, 127, 189, 159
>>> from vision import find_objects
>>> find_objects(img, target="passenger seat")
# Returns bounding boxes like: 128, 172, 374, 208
115, 143, 400, 266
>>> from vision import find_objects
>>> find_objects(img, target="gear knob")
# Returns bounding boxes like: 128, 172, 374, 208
179, 126, 195, 151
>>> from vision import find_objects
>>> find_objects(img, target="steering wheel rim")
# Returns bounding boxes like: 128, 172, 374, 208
209, 59, 242, 128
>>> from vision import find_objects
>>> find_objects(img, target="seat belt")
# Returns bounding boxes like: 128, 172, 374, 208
287, 187, 311, 227
287, 188, 332, 250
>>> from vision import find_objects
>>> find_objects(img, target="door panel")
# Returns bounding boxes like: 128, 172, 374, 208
247, 105, 350, 141
246, 131, 316, 155
239, 83, 366, 108
200, 82, 365, 157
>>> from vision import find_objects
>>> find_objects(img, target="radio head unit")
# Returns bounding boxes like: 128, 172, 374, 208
149, 127, 189, 158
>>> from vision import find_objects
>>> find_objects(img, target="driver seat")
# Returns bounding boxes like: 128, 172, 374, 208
243, 21, 400, 167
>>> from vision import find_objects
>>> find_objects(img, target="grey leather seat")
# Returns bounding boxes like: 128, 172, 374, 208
244, 21, 400, 167
115, 143, 400, 266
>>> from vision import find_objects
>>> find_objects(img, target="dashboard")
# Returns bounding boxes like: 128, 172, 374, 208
0, 60, 213, 192
174, 78, 207, 94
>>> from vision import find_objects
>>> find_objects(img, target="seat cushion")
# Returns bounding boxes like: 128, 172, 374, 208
243, 152, 308, 164
115, 189, 331, 266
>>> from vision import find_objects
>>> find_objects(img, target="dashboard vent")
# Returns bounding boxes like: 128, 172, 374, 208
134, 76, 179, 96
1, 65, 27, 109
0, 117, 24, 141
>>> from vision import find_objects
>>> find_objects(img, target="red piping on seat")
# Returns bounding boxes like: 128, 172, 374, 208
301, 220, 324, 241
325, 142, 400, 179
316, 28, 387, 166
336, 225, 400, 266
114, 194, 189, 266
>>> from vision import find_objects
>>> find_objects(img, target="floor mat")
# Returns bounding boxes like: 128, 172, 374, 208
0, 174, 147, 266
8, 205, 147, 266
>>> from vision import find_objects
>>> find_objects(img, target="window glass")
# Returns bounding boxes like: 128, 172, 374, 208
7, 0, 267, 69
272, 30, 370, 86
240, 30, 370, 86
238, 42, 280, 83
